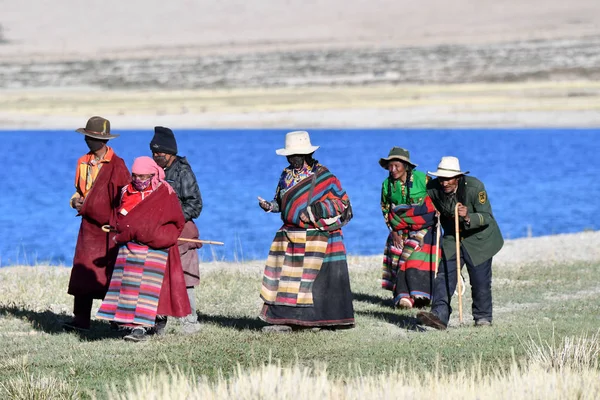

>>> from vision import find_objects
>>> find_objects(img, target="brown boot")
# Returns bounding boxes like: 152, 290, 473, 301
417, 311, 447, 330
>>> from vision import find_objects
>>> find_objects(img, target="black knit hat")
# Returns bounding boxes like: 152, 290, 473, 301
150, 126, 178, 155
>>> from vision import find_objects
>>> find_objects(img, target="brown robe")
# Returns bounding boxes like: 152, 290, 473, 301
178, 221, 202, 287
68, 154, 130, 298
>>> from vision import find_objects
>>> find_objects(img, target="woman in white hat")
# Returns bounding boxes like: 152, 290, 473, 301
379, 147, 438, 309
257, 131, 355, 332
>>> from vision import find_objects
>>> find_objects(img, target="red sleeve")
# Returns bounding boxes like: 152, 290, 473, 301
126, 189, 185, 250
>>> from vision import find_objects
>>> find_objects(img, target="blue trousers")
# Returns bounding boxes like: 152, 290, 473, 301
431, 244, 493, 325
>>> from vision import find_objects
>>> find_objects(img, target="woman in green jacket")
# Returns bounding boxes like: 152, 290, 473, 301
380, 147, 438, 309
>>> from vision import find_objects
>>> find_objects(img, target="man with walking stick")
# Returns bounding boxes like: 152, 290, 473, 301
417, 157, 503, 330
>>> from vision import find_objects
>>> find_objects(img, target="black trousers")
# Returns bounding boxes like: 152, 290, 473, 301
73, 295, 94, 327
431, 244, 493, 325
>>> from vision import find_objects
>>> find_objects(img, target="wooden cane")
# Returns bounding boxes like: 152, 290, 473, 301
101, 225, 224, 246
178, 238, 224, 246
454, 203, 463, 324
434, 212, 441, 278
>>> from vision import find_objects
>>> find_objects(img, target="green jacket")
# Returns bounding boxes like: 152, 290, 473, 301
381, 170, 428, 229
427, 175, 503, 266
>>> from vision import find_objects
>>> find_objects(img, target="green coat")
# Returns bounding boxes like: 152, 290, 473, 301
381, 170, 428, 229
427, 176, 503, 266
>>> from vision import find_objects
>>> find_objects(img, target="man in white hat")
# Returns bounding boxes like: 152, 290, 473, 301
417, 156, 503, 330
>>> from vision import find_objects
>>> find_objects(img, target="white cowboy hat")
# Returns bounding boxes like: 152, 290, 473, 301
275, 131, 320, 156
427, 156, 470, 178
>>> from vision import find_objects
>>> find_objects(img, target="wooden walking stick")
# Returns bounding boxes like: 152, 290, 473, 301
434, 212, 441, 278
454, 203, 463, 324
101, 225, 224, 245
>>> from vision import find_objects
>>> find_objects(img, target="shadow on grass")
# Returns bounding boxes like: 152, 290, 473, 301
0, 305, 123, 341
352, 291, 393, 307
356, 309, 431, 332
197, 312, 267, 331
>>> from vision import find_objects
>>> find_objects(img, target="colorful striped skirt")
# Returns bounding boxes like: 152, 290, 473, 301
260, 230, 355, 327
382, 228, 437, 306
97, 242, 168, 327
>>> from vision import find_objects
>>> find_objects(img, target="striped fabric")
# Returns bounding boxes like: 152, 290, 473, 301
279, 166, 351, 231
261, 165, 351, 307
97, 242, 168, 327
260, 228, 329, 306
381, 197, 438, 297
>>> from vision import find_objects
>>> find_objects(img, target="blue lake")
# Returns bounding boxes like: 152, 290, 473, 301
0, 128, 598, 266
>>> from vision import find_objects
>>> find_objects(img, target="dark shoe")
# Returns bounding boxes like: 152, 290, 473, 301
62, 320, 90, 333
124, 327, 148, 342
474, 319, 492, 327
109, 321, 130, 332
413, 296, 431, 309
150, 316, 168, 336
416, 311, 447, 331
261, 325, 293, 333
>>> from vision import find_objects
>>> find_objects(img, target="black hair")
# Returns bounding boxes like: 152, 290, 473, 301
304, 153, 318, 168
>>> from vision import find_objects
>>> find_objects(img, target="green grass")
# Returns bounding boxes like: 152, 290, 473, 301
0, 259, 599, 399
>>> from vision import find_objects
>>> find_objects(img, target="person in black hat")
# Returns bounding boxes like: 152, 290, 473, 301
150, 126, 203, 335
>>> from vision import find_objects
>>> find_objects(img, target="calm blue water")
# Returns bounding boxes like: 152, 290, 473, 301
0, 128, 598, 266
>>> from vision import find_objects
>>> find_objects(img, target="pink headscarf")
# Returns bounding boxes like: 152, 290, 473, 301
131, 156, 174, 194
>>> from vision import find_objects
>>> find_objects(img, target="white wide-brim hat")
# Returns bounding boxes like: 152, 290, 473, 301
428, 156, 470, 178
275, 130, 320, 156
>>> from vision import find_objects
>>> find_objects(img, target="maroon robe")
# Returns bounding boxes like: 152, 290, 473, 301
178, 221, 202, 287
114, 183, 191, 317
68, 154, 130, 298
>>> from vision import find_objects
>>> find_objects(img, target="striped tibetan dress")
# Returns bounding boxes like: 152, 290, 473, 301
97, 242, 169, 326
260, 164, 355, 327
381, 197, 438, 307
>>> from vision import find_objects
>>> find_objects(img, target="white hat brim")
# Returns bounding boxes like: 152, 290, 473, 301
427, 169, 470, 178
275, 145, 320, 156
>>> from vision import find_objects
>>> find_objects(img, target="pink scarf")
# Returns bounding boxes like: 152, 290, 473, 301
131, 156, 175, 194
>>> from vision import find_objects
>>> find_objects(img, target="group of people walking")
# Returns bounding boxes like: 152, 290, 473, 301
64, 118, 503, 341
64, 117, 203, 341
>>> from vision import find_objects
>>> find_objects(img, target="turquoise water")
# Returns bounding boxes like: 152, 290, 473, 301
1, 128, 598, 266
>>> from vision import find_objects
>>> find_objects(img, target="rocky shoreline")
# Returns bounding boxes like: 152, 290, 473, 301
1, 36, 600, 90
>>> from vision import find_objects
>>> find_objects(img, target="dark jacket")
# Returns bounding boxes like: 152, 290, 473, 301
164, 156, 203, 222
427, 175, 503, 266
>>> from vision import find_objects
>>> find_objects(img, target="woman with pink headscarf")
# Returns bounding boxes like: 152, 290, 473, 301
97, 156, 190, 341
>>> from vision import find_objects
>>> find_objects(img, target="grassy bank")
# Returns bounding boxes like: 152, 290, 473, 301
0, 256, 599, 399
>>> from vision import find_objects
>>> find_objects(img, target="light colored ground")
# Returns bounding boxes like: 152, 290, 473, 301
2, 81, 600, 129
1, 0, 599, 128
1, 0, 599, 62
197, 230, 600, 275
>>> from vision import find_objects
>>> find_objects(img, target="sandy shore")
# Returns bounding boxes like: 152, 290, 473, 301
2, 81, 600, 129
1, 0, 599, 128
193, 231, 600, 275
